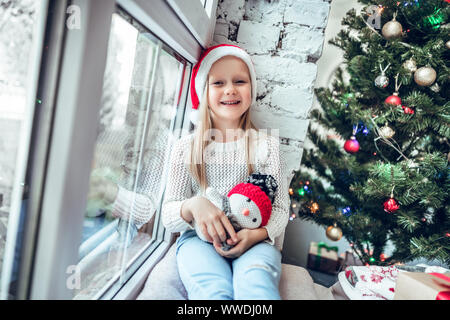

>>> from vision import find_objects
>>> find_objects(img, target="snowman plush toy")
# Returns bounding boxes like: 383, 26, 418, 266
194, 172, 278, 251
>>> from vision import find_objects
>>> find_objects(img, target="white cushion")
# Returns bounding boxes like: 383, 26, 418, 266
137, 242, 336, 300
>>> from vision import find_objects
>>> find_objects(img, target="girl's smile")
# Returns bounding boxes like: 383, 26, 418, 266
220, 100, 241, 106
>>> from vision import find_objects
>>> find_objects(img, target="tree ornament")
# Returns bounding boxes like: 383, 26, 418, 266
344, 125, 360, 154
421, 207, 435, 224
384, 197, 400, 213
382, 13, 403, 40
384, 74, 402, 106
310, 201, 320, 214
374, 63, 390, 88
423, 6, 446, 30
446, 40, 450, 50
422, 212, 434, 224
374, 74, 389, 88
402, 105, 415, 114
326, 223, 343, 241
344, 136, 360, 153
414, 66, 437, 86
379, 123, 395, 139
385, 93, 401, 106
403, 58, 417, 73
429, 82, 440, 92
384, 171, 399, 213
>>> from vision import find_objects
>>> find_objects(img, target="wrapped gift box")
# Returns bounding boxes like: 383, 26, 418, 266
307, 241, 339, 274
338, 265, 399, 300
394, 272, 450, 300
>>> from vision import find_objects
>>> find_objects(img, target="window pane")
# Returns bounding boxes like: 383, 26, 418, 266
0, 0, 42, 298
73, 12, 187, 299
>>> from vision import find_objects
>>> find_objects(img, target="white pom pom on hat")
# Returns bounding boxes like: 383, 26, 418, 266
189, 44, 257, 124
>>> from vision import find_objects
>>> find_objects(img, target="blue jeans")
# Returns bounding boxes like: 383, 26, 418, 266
176, 229, 282, 300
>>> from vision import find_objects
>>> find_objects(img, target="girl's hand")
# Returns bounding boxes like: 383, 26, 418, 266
189, 196, 238, 246
214, 228, 268, 259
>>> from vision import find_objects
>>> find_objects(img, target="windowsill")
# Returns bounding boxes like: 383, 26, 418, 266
74, 228, 155, 299
111, 238, 172, 300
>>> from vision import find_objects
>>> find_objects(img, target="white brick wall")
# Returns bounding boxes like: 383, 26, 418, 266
212, 0, 331, 182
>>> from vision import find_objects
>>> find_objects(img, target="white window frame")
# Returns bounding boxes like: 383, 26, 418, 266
25, 0, 208, 299
0, 0, 49, 300
166, 0, 218, 48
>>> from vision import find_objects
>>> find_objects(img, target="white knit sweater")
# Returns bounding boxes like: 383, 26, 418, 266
161, 129, 290, 251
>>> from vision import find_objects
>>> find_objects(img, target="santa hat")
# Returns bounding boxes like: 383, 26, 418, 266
227, 173, 278, 227
189, 44, 257, 124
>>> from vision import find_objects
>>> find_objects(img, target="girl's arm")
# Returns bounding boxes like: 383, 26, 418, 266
161, 135, 195, 232
261, 134, 290, 245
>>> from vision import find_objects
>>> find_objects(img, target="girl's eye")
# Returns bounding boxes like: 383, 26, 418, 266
212, 80, 245, 85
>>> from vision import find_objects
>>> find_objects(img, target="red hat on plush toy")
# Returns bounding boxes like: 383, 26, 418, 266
227, 173, 278, 227
189, 44, 257, 124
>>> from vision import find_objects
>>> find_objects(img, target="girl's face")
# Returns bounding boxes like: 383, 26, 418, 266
207, 56, 252, 128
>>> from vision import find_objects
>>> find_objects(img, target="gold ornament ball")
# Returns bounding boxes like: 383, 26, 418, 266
379, 124, 395, 139
446, 40, 450, 50
382, 19, 403, 40
326, 224, 343, 241
414, 66, 437, 86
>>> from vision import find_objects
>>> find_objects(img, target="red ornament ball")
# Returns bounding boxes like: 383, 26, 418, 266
344, 136, 360, 153
402, 105, 414, 114
385, 94, 402, 106
384, 197, 400, 213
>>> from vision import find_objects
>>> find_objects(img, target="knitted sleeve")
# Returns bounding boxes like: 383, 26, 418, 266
161, 135, 195, 233
112, 185, 156, 226
261, 135, 289, 246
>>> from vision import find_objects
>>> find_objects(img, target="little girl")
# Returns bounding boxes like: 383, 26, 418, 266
161, 44, 289, 300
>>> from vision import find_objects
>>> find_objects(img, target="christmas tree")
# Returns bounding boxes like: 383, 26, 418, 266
290, 0, 449, 266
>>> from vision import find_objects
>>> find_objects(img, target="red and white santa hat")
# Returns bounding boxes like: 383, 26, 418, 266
189, 44, 257, 124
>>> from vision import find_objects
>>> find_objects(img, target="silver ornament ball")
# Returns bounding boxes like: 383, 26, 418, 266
374, 75, 389, 88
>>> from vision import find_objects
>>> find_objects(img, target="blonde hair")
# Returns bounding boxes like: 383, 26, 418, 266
189, 77, 258, 192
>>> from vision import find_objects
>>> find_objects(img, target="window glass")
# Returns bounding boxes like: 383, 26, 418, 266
73, 11, 188, 299
0, 0, 42, 298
